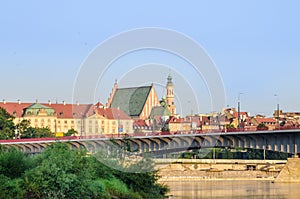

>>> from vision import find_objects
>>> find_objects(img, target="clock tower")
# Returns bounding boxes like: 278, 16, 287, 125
166, 74, 176, 115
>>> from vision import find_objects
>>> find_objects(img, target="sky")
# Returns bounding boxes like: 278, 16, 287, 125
1, 1, 300, 117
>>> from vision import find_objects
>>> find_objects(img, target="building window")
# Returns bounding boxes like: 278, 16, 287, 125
64, 120, 68, 124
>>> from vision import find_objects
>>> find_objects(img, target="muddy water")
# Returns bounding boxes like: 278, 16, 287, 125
164, 180, 300, 199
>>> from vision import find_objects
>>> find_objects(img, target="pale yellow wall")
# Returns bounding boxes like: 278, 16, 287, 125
14, 114, 134, 136
169, 123, 190, 132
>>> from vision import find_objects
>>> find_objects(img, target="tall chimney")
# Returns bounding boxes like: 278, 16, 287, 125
48, 100, 51, 105
63, 101, 66, 105
3, 99, 6, 104
18, 99, 21, 104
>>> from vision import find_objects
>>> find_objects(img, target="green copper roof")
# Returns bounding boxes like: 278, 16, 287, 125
26, 103, 52, 110
23, 103, 55, 116
149, 106, 171, 119
110, 86, 152, 117
167, 74, 173, 86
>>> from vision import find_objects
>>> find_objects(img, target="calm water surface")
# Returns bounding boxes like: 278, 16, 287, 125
164, 181, 300, 199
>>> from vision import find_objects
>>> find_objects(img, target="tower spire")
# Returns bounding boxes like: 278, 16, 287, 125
166, 73, 176, 115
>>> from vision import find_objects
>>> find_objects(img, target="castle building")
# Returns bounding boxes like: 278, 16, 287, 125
0, 101, 133, 136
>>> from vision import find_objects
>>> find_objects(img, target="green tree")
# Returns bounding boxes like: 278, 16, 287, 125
16, 119, 31, 138
0, 147, 32, 179
0, 175, 24, 199
0, 107, 15, 139
64, 128, 78, 136
20, 127, 37, 138
161, 123, 170, 132
112, 159, 169, 199
36, 127, 54, 138
22, 143, 105, 198
20, 127, 54, 139
0, 142, 168, 198
226, 124, 235, 129
257, 123, 268, 130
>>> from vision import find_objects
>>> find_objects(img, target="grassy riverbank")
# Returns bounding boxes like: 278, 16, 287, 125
0, 143, 168, 199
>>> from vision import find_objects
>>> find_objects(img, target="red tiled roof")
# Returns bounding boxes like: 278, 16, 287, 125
95, 102, 104, 108
0, 102, 32, 117
47, 103, 94, 118
168, 117, 181, 123
0, 102, 96, 119
168, 116, 189, 124
96, 107, 131, 120
233, 112, 249, 118
255, 117, 276, 123
133, 119, 148, 127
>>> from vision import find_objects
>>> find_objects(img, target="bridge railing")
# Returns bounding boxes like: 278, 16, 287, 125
2, 126, 300, 143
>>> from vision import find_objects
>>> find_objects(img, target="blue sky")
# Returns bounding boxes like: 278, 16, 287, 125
1, 1, 300, 116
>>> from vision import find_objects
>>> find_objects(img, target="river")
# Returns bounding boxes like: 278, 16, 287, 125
164, 180, 300, 198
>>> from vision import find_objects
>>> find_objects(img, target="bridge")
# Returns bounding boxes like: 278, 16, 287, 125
1, 129, 300, 157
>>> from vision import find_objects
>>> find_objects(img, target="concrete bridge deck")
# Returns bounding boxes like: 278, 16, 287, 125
1, 129, 300, 156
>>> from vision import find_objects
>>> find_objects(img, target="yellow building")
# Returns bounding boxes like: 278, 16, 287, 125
0, 101, 133, 136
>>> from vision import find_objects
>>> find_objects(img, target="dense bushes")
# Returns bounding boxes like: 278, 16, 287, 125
0, 143, 168, 199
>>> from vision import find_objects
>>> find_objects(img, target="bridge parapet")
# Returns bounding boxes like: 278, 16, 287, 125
1, 129, 300, 156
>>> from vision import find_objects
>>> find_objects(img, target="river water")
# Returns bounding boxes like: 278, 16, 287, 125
164, 180, 300, 199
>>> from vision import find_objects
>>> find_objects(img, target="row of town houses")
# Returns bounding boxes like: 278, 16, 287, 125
0, 99, 299, 137
1, 75, 299, 137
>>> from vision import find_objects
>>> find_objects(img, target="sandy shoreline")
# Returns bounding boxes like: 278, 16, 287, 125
158, 176, 276, 182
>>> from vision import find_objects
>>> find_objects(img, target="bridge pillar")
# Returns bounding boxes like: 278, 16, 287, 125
294, 144, 299, 158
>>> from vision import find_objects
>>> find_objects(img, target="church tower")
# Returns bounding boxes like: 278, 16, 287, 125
166, 74, 176, 115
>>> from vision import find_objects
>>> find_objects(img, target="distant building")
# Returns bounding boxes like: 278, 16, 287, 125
106, 82, 160, 120
0, 100, 133, 136
222, 108, 252, 129
107, 74, 177, 120
168, 116, 191, 132
251, 117, 277, 130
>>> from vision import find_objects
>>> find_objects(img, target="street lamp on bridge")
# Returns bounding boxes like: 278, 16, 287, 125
238, 92, 244, 129
274, 94, 280, 128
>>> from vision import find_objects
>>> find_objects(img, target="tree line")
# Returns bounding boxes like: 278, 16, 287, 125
0, 143, 168, 198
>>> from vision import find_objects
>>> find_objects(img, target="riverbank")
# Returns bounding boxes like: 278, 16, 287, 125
156, 159, 286, 182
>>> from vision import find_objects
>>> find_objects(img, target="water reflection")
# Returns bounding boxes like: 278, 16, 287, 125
164, 181, 300, 198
